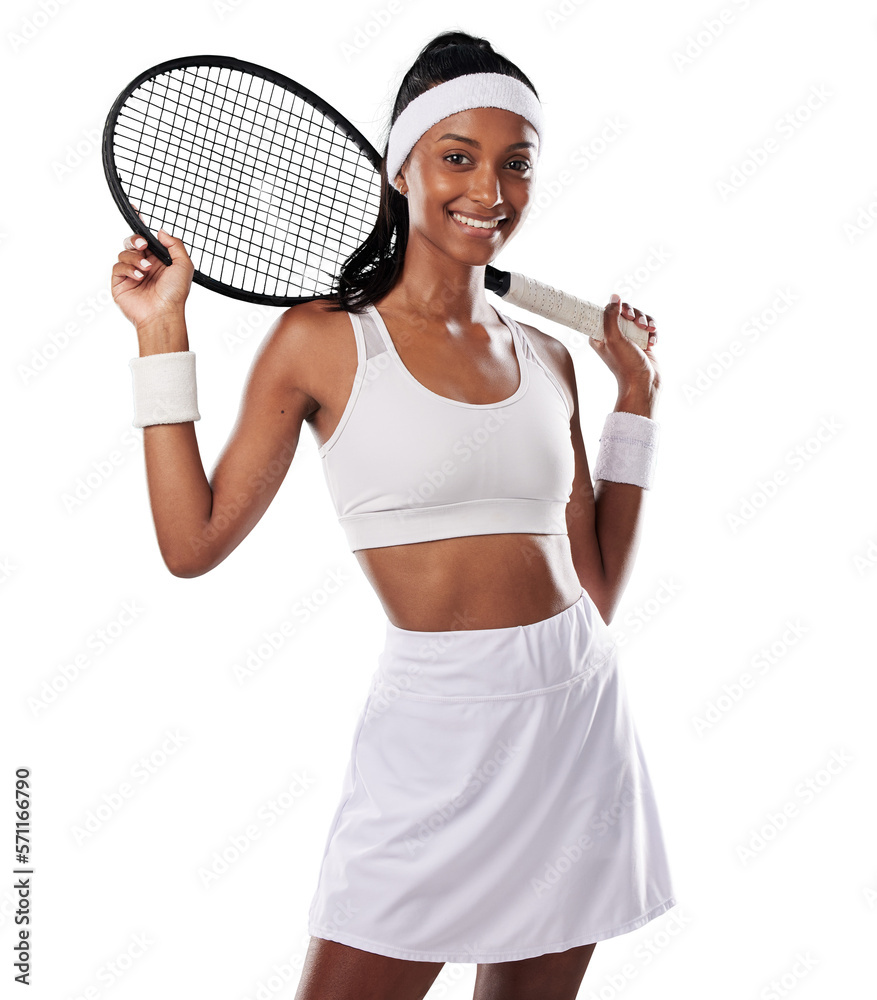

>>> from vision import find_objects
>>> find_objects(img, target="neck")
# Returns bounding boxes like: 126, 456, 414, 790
379, 237, 496, 327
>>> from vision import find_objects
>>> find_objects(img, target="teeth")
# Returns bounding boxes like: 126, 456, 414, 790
451, 212, 501, 229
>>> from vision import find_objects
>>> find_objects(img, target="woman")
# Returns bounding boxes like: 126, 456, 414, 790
112, 30, 676, 1000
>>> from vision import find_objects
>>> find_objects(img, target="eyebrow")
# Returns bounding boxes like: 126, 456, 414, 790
435, 132, 536, 151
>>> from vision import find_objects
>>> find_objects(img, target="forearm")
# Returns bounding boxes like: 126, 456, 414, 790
136, 314, 214, 576
593, 386, 657, 623
142, 423, 213, 575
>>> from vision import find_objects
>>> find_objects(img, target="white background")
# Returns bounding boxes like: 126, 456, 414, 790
3, 0, 876, 997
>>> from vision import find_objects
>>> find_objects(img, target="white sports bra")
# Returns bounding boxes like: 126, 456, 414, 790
316, 301, 575, 552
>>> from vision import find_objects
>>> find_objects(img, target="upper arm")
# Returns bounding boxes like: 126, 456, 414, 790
186, 303, 320, 576
518, 322, 605, 600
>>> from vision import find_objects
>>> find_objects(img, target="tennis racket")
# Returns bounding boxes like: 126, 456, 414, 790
102, 54, 650, 349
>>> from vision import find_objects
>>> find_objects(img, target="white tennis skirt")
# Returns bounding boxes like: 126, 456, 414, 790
306, 586, 677, 964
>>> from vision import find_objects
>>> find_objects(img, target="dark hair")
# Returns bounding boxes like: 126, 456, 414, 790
322, 30, 539, 313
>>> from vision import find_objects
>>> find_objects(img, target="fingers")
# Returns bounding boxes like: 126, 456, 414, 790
153, 226, 192, 266
122, 233, 149, 252
619, 302, 653, 330
612, 297, 658, 346
112, 259, 149, 282
118, 236, 155, 276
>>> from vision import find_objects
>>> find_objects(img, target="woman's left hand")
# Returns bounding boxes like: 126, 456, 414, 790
589, 294, 661, 397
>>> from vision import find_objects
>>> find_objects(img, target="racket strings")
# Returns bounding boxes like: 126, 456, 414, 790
117, 70, 376, 202
110, 64, 381, 299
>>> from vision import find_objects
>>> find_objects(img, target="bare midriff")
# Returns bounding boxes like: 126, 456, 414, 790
354, 533, 584, 631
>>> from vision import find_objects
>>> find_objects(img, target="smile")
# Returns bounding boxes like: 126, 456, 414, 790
449, 211, 505, 234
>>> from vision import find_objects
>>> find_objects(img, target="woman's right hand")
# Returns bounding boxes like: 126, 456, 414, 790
111, 226, 194, 330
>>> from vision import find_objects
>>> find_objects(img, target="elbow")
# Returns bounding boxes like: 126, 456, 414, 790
598, 589, 622, 626
167, 562, 205, 579
163, 550, 209, 579
581, 588, 614, 627
161, 528, 218, 578
585, 580, 617, 627
165, 545, 228, 578
593, 600, 614, 627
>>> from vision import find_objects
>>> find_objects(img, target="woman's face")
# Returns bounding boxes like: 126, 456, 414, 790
395, 106, 538, 264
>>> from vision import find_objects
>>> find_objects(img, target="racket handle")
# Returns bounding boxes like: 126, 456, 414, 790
489, 269, 650, 350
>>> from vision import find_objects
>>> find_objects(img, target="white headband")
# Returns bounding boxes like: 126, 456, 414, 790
385, 72, 544, 194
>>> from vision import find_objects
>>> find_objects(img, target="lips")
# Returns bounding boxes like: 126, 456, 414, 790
448, 210, 506, 236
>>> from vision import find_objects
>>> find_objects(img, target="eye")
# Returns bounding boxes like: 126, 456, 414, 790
443, 152, 532, 171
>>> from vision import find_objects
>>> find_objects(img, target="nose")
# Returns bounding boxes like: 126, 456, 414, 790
466, 164, 504, 210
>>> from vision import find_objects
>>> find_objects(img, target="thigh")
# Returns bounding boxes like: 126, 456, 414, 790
294, 936, 444, 1000
473, 942, 597, 1000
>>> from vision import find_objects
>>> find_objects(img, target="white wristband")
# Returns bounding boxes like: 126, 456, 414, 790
129, 351, 201, 428
593, 411, 659, 490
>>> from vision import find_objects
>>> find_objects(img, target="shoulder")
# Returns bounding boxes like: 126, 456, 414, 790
516, 319, 577, 415
251, 298, 357, 416
270, 297, 355, 348
517, 319, 571, 366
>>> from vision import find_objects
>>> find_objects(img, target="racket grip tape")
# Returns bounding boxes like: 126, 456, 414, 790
502, 271, 650, 350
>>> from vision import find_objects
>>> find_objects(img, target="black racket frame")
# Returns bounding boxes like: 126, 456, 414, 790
102, 54, 387, 306
103, 54, 510, 306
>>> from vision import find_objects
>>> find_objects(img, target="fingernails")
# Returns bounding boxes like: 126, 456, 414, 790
610, 293, 620, 305
134, 237, 146, 249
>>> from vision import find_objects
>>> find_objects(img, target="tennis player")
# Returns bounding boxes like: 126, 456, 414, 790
111, 29, 675, 1000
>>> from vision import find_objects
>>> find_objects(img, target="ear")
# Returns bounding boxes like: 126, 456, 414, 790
393, 154, 410, 197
